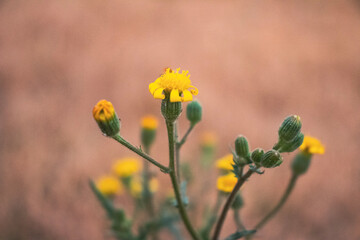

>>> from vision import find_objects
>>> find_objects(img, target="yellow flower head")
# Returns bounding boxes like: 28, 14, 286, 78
112, 158, 142, 178
141, 115, 158, 130
215, 154, 234, 171
93, 99, 116, 123
149, 68, 199, 102
130, 177, 159, 198
201, 131, 217, 147
217, 173, 238, 193
300, 136, 325, 155
96, 176, 123, 196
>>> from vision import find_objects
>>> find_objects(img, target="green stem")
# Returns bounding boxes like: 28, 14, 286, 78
202, 192, 223, 237
233, 209, 246, 231
175, 122, 181, 183
177, 124, 195, 149
112, 134, 170, 173
142, 145, 156, 217
166, 121, 201, 240
212, 169, 254, 240
254, 173, 299, 230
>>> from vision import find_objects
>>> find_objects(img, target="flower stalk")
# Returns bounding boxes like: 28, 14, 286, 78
112, 134, 170, 173
254, 173, 299, 230
212, 169, 254, 240
166, 120, 201, 240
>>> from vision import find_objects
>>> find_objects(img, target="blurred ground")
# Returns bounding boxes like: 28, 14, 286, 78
1, 0, 360, 239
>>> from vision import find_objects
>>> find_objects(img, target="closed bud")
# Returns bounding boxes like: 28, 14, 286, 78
278, 115, 302, 142
251, 148, 264, 164
186, 100, 202, 126
140, 115, 158, 148
261, 150, 283, 168
291, 152, 312, 175
92, 100, 120, 137
235, 135, 250, 159
231, 193, 244, 210
279, 133, 304, 153
161, 95, 182, 122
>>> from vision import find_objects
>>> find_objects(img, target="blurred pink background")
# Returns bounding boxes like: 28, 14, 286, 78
1, 0, 360, 239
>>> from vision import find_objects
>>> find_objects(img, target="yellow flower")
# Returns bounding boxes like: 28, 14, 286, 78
93, 99, 116, 122
215, 154, 234, 171
141, 115, 158, 130
112, 158, 142, 178
149, 68, 199, 102
217, 173, 238, 193
300, 136, 325, 155
201, 131, 217, 147
96, 176, 123, 196
130, 177, 159, 198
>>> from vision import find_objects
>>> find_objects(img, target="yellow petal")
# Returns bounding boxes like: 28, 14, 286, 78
182, 89, 193, 102
154, 88, 165, 99
189, 85, 199, 96
149, 83, 160, 94
170, 89, 182, 102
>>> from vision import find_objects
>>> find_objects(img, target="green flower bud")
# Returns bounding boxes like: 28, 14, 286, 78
279, 133, 304, 153
186, 100, 202, 126
140, 115, 158, 148
93, 100, 121, 137
235, 135, 250, 159
278, 115, 302, 142
251, 148, 265, 164
291, 152, 312, 175
161, 94, 182, 122
231, 193, 244, 209
261, 150, 283, 168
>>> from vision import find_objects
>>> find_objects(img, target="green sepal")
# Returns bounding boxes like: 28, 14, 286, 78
291, 152, 312, 175
279, 133, 304, 153
186, 100, 202, 126
161, 94, 183, 122
278, 115, 302, 142
225, 230, 257, 240
234, 135, 250, 160
261, 150, 283, 168
96, 112, 120, 137
141, 128, 156, 148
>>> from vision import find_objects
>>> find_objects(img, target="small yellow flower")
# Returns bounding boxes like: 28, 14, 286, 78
217, 173, 238, 193
300, 136, 325, 155
149, 68, 199, 102
201, 131, 217, 147
93, 99, 116, 122
215, 154, 234, 171
112, 158, 142, 178
130, 177, 159, 198
96, 176, 123, 196
141, 115, 158, 130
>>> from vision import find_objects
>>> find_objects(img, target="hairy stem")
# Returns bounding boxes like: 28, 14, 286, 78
166, 121, 201, 240
112, 134, 170, 173
212, 169, 254, 240
254, 173, 299, 230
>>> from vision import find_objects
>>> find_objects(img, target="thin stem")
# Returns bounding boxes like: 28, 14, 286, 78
112, 134, 170, 173
175, 122, 181, 183
212, 169, 254, 240
233, 209, 246, 231
254, 173, 299, 230
177, 124, 195, 149
142, 146, 155, 216
166, 121, 201, 240
202, 192, 223, 237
